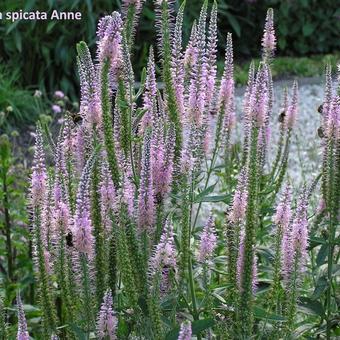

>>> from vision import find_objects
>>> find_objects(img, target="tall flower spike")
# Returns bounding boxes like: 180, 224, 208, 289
97, 290, 118, 339
285, 81, 299, 130
249, 64, 269, 128
100, 159, 117, 231
154, 0, 183, 164
205, 1, 218, 111
77, 42, 101, 127
138, 132, 156, 233
171, 1, 185, 119
187, 0, 208, 125
121, 163, 135, 217
73, 152, 96, 256
325, 96, 340, 139
262, 8, 276, 62
322, 64, 333, 127
197, 215, 217, 263
30, 126, 47, 208
237, 233, 257, 293
291, 190, 309, 269
177, 321, 192, 340
149, 220, 177, 277
151, 121, 175, 200
17, 294, 29, 340
141, 47, 158, 133
229, 168, 248, 224
122, 0, 144, 49
184, 23, 198, 73
219, 33, 236, 138
242, 61, 256, 164
274, 185, 292, 229
97, 12, 123, 66
282, 189, 309, 280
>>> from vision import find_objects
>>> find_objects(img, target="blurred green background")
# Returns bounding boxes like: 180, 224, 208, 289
0, 0, 339, 130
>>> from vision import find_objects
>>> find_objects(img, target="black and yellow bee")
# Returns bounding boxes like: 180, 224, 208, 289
66, 231, 74, 247
317, 126, 325, 138
278, 110, 286, 123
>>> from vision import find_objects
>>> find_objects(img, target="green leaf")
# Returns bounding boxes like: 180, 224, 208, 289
332, 264, 340, 276
196, 195, 229, 203
311, 276, 328, 300
212, 292, 226, 303
309, 237, 327, 248
293, 323, 316, 337
298, 297, 325, 316
14, 30, 22, 52
302, 23, 315, 37
278, 37, 287, 50
253, 306, 286, 322
192, 319, 215, 334
69, 324, 87, 340
225, 13, 241, 37
194, 183, 217, 203
117, 318, 129, 338
46, 21, 58, 33
316, 244, 328, 266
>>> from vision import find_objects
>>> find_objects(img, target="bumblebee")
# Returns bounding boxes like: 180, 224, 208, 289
317, 126, 325, 138
278, 111, 285, 123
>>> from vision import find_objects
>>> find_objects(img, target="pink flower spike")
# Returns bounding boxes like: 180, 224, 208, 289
73, 156, 94, 256
325, 96, 340, 139
291, 190, 309, 270
285, 81, 299, 129
149, 220, 177, 276
97, 12, 123, 63
100, 160, 117, 230
197, 215, 217, 263
138, 133, 156, 233
249, 65, 269, 128
17, 294, 29, 340
30, 127, 47, 208
74, 210, 94, 256
177, 321, 192, 340
282, 189, 309, 281
141, 47, 157, 133
184, 23, 198, 71
151, 122, 175, 200
274, 185, 292, 229
97, 290, 118, 339
121, 164, 135, 217
262, 8, 276, 61
229, 168, 248, 224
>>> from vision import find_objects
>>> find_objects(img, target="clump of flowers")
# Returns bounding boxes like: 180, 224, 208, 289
14, 3, 338, 340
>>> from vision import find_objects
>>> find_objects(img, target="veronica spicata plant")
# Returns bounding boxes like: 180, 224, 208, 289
15, 1, 339, 339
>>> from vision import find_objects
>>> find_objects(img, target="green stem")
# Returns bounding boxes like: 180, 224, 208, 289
326, 139, 336, 339
91, 155, 107, 306
285, 255, 299, 338
160, 0, 182, 163
2, 169, 13, 282
101, 59, 120, 187
270, 128, 285, 179
240, 125, 259, 337
80, 253, 93, 336
192, 137, 219, 232
187, 175, 201, 340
